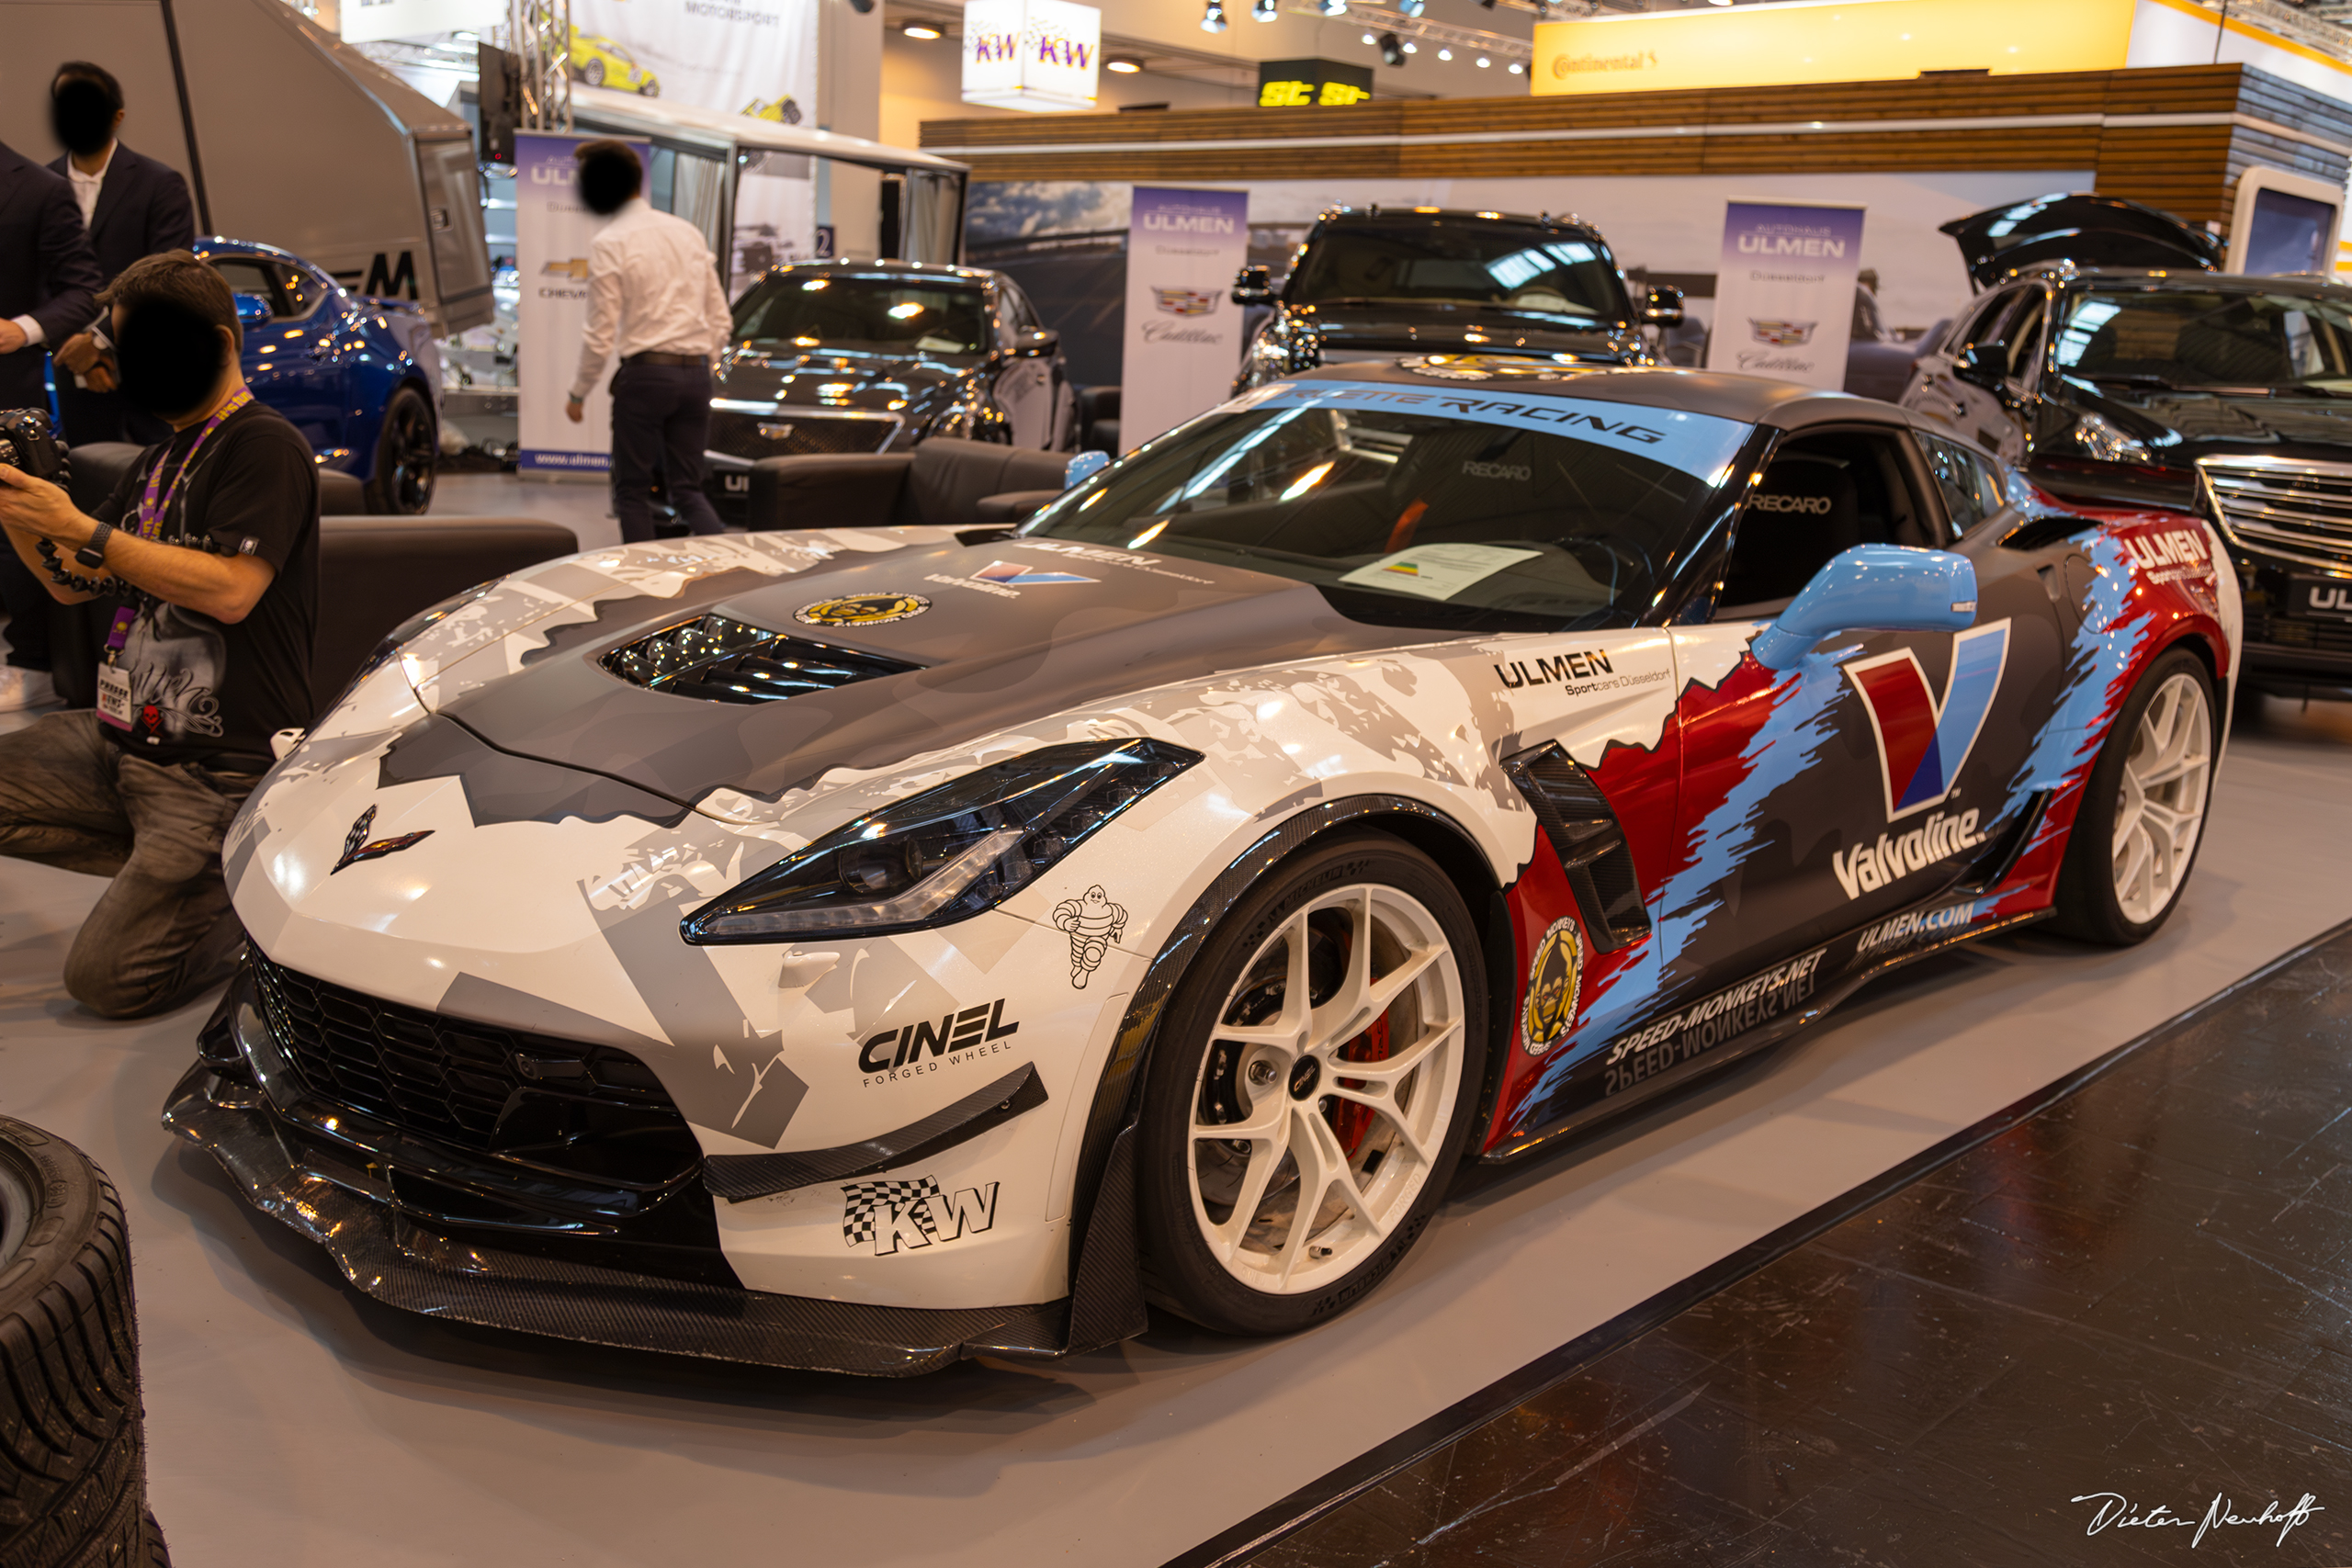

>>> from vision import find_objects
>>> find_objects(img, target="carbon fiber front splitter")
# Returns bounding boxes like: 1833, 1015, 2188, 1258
162, 1063, 1071, 1377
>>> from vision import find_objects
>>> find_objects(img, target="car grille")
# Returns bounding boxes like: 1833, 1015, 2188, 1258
2246, 606, 2352, 656
707, 409, 899, 460
600, 613, 921, 705
251, 953, 701, 1190
2199, 457, 2352, 570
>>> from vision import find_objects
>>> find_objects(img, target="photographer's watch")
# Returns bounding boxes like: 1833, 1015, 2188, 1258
74, 522, 112, 570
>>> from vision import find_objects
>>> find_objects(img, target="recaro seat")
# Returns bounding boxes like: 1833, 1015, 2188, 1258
1720, 455, 1862, 606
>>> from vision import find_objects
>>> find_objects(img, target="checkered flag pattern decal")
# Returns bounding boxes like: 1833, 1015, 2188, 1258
842, 1178, 944, 1249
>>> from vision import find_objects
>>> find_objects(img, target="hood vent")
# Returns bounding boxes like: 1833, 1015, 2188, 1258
601, 614, 921, 705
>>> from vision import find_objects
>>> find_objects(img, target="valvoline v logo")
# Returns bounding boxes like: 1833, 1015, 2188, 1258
1842, 621, 2010, 821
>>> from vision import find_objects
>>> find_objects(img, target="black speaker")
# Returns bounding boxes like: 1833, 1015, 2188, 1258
478, 43, 521, 166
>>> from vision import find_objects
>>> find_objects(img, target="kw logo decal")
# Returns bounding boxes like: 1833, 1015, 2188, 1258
1842, 621, 2009, 823
841, 1178, 999, 1256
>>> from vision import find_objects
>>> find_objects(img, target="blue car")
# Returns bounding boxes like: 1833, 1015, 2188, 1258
198, 238, 443, 513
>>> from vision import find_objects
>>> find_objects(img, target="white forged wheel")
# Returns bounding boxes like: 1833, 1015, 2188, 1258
1184, 881, 1467, 1297
2109, 670, 2213, 926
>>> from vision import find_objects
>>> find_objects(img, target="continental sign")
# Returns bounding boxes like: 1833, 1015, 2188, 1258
1530, 0, 2135, 96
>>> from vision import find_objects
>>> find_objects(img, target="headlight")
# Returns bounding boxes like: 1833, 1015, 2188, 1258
680, 739, 1202, 944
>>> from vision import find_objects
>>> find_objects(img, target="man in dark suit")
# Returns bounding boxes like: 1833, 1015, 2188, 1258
47, 62, 197, 447
0, 103, 101, 713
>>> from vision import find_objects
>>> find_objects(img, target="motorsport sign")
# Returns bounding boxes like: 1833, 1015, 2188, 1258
1703, 199, 1865, 390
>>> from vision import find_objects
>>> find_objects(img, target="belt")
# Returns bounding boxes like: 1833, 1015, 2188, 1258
623, 350, 708, 367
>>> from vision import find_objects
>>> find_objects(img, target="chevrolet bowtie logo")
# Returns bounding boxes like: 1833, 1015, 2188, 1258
540, 258, 589, 280
332, 805, 434, 874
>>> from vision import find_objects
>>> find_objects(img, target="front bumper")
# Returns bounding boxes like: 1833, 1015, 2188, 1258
163, 969, 1070, 1377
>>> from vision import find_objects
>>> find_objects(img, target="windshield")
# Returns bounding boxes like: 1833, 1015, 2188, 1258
1287, 222, 1631, 323
1021, 378, 1747, 633
730, 275, 989, 355
2052, 288, 2352, 389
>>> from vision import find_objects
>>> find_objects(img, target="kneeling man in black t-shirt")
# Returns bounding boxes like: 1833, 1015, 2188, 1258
0, 249, 316, 1018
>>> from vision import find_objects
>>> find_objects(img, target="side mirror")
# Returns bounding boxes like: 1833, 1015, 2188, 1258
1642, 284, 1685, 327
232, 292, 272, 328
1750, 545, 1979, 671
1013, 328, 1060, 359
1952, 339, 2007, 390
1064, 450, 1109, 488
1231, 265, 1274, 306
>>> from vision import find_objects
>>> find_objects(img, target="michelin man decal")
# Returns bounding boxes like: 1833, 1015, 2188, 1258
1051, 885, 1127, 988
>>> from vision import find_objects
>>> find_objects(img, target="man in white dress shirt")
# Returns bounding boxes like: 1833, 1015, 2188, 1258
564, 140, 732, 542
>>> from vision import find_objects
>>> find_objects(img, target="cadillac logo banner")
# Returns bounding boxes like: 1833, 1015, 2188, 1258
1122, 186, 1250, 452
1703, 199, 1865, 390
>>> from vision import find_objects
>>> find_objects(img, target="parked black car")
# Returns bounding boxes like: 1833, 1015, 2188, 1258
706, 260, 1077, 519
1901, 192, 2352, 696
1230, 206, 1679, 391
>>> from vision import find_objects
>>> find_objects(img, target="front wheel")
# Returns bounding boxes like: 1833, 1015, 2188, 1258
1137, 833, 1487, 1336
582, 57, 605, 87
2051, 647, 2216, 943
363, 384, 437, 514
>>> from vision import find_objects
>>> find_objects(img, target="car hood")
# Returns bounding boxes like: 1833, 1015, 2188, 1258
2027, 380, 2352, 503
425, 536, 1417, 813
713, 350, 978, 421
1940, 193, 2221, 289
1293, 301, 1635, 362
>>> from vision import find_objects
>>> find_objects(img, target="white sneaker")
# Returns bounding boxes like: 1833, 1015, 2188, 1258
0, 667, 57, 711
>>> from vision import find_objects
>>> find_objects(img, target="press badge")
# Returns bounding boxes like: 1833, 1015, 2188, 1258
96, 662, 133, 728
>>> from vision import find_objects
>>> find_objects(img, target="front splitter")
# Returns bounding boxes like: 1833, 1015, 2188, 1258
162, 1063, 1069, 1377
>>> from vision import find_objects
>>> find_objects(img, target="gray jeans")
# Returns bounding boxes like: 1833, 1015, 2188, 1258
0, 710, 257, 1019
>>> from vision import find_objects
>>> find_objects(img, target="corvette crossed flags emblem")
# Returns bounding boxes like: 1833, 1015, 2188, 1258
331, 805, 434, 874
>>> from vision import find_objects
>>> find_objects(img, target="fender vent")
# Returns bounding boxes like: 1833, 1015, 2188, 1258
1500, 741, 1652, 953
601, 614, 921, 705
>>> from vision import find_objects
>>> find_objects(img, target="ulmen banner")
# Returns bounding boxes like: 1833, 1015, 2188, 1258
1703, 200, 1865, 389
515, 130, 650, 476
1121, 186, 1250, 450
570, 0, 820, 277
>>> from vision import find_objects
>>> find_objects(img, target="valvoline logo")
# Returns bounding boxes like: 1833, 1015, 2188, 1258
1842, 621, 2010, 821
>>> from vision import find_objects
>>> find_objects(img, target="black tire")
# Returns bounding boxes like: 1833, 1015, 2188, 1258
582, 57, 605, 87
1136, 832, 1488, 1336
2050, 647, 2217, 945
0, 1117, 164, 1568
363, 385, 437, 515
639, 79, 659, 98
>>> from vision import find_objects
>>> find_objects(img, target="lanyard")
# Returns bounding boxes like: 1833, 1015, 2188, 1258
131, 388, 252, 542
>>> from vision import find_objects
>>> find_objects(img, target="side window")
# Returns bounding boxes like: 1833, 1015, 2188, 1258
1921, 434, 2007, 536
1720, 428, 1939, 610
1951, 289, 2017, 355
2001, 290, 2047, 386
209, 258, 288, 318
277, 263, 323, 320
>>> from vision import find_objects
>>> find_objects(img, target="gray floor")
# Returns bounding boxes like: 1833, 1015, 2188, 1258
437, 471, 621, 551
1, 696, 2347, 1567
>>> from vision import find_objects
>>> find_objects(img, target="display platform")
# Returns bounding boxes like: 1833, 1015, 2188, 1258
1, 700, 2347, 1568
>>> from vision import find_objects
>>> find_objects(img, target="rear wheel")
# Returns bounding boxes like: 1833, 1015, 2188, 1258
363, 385, 437, 515
1137, 834, 1487, 1336
2051, 647, 2215, 944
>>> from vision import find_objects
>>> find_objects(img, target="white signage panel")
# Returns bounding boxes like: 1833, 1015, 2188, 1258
962, 0, 1100, 112
1703, 199, 1866, 390
514, 131, 651, 476
1121, 186, 1250, 451
339, 0, 503, 44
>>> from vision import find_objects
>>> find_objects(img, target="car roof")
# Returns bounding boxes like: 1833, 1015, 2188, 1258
1281, 358, 1919, 433
1315, 206, 1607, 242
2039, 267, 2352, 300
759, 259, 995, 287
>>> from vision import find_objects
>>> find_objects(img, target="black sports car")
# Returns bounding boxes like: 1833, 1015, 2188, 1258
1231, 207, 1680, 392
1901, 192, 2352, 697
706, 260, 1077, 518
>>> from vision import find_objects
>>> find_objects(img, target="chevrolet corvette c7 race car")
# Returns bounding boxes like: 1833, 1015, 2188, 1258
167, 358, 2238, 1375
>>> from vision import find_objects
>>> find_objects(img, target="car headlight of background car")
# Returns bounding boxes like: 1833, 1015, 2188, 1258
682, 739, 1201, 943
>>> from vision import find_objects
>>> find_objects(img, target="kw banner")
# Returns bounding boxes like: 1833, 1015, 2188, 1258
515, 131, 650, 476
1704, 201, 1865, 390
1122, 186, 1250, 451
570, 0, 821, 276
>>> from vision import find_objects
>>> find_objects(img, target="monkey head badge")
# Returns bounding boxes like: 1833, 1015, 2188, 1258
1051, 886, 1127, 988
1521, 916, 1583, 1055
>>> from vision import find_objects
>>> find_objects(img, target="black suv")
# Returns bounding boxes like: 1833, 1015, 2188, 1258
1902, 193, 2352, 696
1230, 206, 1679, 392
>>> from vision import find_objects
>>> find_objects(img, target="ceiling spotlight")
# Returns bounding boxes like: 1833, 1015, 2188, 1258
1252, 0, 1278, 19
1508, 60, 1524, 73
901, 21, 942, 37
1378, 29, 1405, 64
1436, 46, 1451, 59
1396, 0, 1424, 13
1709, 0, 1734, 6
1401, 39, 1417, 51
1320, 0, 1351, 14
1106, 54, 1143, 71
1362, 29, 1376, 41
1475, 54, 1489, 66
1202, 0, 1227, 29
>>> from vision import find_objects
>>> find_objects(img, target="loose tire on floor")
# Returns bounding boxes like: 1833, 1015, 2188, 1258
363, 384, 438, 515
2051, 646, 2217, 945
0, 1117, 167, 1568
1136, 832, 1488, 1337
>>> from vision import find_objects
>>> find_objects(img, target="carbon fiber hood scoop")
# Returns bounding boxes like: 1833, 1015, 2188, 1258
601, 615, 922, 705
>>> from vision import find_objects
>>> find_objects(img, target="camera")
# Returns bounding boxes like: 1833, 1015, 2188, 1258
0, 409, 66, 483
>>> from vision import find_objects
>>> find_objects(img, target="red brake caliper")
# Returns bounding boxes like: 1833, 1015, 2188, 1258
1330, 1015, 1390, 1156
